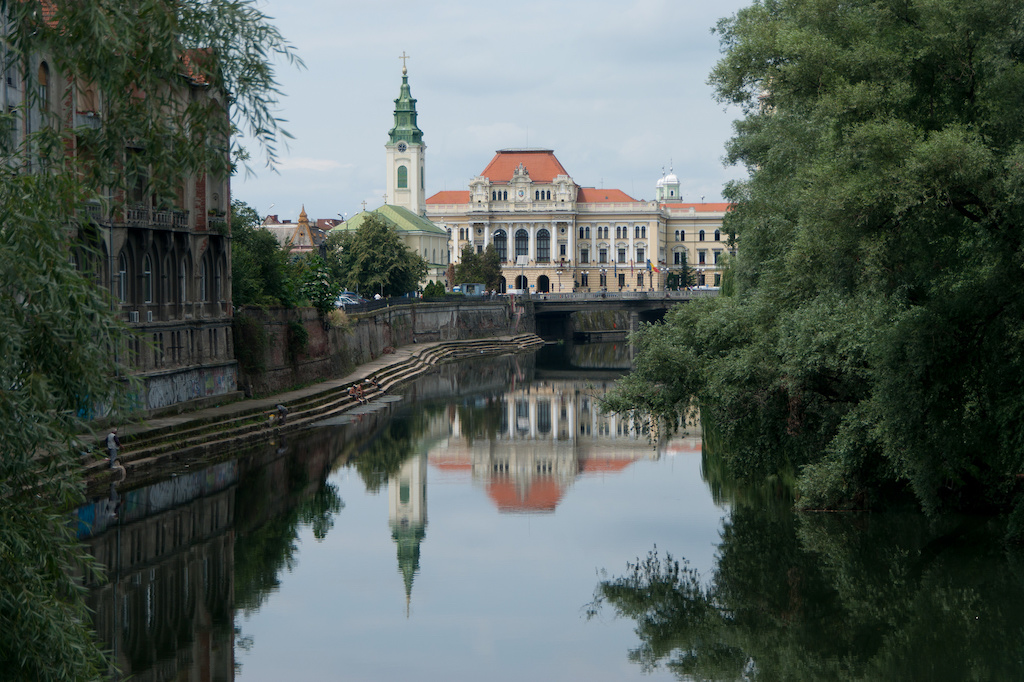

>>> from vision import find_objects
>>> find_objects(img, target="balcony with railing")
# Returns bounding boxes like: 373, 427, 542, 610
124, 205, 191, 230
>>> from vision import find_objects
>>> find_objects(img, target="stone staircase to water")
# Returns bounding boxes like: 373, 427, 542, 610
83, 334, 544, 485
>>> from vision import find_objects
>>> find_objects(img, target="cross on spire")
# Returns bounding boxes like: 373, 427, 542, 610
361, 200, 367, 211
383, 193, 388, 204
399, 51, 409, 74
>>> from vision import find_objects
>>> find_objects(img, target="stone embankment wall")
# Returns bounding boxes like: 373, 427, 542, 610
570, 310, 633, 333
235, 299, 527, 397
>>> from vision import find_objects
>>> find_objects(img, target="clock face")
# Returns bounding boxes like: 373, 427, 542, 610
397, 141, 407, 153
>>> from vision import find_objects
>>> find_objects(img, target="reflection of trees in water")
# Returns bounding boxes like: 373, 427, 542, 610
700, 420, 795, 512
456, 396, 508, 444
352, 407, 446, 492
570, 341, 631, 369
591, 506, 1024, 680
234, 446, 344, 615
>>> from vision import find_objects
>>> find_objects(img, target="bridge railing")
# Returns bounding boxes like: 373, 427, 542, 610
527, 289, 719, 302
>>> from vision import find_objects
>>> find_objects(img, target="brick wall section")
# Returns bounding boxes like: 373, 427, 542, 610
235, 300, 520, 397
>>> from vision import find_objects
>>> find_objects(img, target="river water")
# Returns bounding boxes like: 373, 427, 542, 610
75, 344, 1024, 681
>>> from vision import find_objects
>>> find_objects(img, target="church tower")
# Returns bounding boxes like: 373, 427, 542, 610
386, 56, 426, 216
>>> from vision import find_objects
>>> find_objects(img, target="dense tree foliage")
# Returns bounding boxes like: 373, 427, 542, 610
231, 199, 298, 307
0, 1, 297, 678
332, 214, 428, 298
454, 243, 503, 290
608, 0, 1024, 522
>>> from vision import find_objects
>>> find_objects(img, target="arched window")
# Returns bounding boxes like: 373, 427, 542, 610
503, 190, 508, 201
680, 230, 685, 241
494, 229, 508, 262
397, 165, 408, 189
579, 226, 585, 239
179, 258, 188, 302
545, 190, 551, 200
200, 260, 208, 301
535, 191, 540, 200
142, 254, 153, 303
714, 229, 721, 241
37, 62, 49, 113
536, 229, 550, 263
118, 253, 128, 302
515, 229, 529, 258
699, 230, 705, 241
491, 191, 496, 201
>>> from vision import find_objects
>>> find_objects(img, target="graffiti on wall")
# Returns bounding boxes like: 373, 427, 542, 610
144, 365, 237, 411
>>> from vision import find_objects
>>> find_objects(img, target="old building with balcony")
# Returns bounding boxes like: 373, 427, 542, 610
2, 31, 238, 413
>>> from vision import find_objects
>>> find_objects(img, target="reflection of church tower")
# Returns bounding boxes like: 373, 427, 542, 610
388, 453, 427, 616
385, 57, 427, 216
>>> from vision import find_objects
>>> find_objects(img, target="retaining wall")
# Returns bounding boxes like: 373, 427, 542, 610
235, 299, 526, 396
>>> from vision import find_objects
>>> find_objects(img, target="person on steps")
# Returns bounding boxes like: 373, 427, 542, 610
106, 427, 120, 469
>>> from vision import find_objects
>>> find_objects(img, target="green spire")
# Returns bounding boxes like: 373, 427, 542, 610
388, 66, 423, 145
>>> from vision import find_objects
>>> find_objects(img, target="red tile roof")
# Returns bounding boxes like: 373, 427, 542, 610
662, 202, 733, 212
426, 190, 470, 205
577, 187, 637, 203
486, 478, 564, 513
479, 149, 570, 184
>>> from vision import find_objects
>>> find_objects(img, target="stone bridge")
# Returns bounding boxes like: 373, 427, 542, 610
523, 289, 719, 340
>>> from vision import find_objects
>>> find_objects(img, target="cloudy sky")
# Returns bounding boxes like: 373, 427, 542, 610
232, 0, 753, 224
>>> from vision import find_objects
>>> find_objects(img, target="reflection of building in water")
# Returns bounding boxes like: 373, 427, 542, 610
429, 379, 660, 513
389, 453, 427, 614
82, 479, 235, 681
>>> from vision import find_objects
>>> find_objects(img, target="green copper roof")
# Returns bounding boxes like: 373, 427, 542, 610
388, 70, 423, 145
332, 204, 446, 236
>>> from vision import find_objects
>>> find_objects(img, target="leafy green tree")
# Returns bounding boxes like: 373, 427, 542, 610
297, 253, 339, 316
335, 214, 428, 298
231, 199, 296, 307
0, 2, 297, 678
611, 0, 1024, 521
422, 280, 446, 297
454, 243, 503, 289
665, 250, 696, 290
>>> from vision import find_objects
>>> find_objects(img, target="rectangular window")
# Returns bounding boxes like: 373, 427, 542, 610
600, 273, 607, 287
714, 273, 722, 286
636, 248, 645, 263
581, 249, 589, 264
617, 248, 626, 263
560, 244, 566, 257
599, 248, 607, 264
638, 273, 644, 287
673, 252, 682, 265
618, 273, 626, 288
580, 273, 589, 287
714, 250, 721, 264
698, 251, 706, 264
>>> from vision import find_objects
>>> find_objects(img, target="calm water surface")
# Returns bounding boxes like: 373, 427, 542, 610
76, 347, 1024, 681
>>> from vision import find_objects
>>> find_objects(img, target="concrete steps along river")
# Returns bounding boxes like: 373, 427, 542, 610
83, 334, 545, 489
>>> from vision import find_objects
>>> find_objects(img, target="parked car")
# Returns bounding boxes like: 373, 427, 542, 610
334, 294, 359, 308
340, 291, 368, 303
